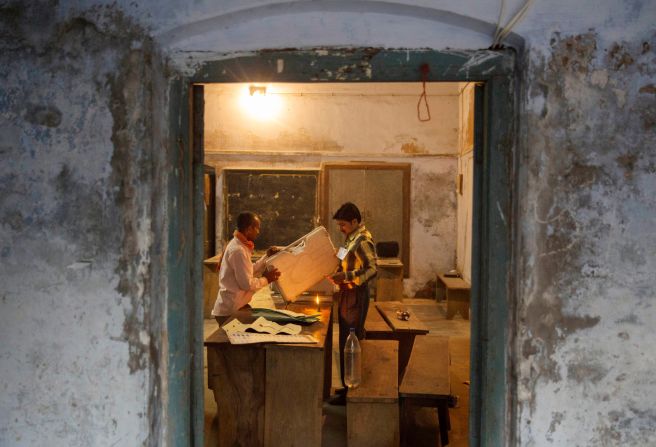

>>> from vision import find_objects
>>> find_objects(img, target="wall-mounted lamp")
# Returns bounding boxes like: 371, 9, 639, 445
240, 84, 280, 121
249, 85, 267, 96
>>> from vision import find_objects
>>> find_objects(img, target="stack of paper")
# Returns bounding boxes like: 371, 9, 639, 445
250, 308, 321, 324
226, 332, 318, 345
222, 317, 318, 345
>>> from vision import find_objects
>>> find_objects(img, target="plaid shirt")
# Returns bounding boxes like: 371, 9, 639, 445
337, 224, 377, 289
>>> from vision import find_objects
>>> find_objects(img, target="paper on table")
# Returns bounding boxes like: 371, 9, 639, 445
223, 317, 302, 336
250, 308, 321, 324
227, 332, 317, 345
252, 308, 321, 318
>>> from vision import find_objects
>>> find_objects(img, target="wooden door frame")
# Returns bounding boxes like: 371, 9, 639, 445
321, 162, 411, 275
168, 48, 519, 446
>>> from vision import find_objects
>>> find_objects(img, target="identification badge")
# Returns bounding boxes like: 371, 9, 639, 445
336, 247, 348, 260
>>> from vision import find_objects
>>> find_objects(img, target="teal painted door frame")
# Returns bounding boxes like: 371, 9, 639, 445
169, 48, 518, 447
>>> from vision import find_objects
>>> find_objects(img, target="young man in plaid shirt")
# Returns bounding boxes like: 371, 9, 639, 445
328, 202, 377, 405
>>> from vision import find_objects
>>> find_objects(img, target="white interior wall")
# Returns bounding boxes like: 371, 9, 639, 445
456, 83, 475, 283
204, 82, 462, 296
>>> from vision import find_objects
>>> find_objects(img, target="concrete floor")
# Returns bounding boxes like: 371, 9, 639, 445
203, 298, 470, 447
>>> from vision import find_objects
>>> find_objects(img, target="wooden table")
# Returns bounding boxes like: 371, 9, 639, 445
205, 300, 333, 447
372, 301, 429, 382
436, 273, 471, 320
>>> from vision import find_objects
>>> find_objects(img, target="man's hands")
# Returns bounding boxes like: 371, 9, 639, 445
329, 272, 346, 284
263, 267, 281, 284
266, 246, 282, 257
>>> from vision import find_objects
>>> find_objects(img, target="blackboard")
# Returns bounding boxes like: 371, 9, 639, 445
223, 170, 319, 250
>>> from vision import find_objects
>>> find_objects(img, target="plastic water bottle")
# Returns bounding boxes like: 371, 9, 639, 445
344, 328, 362, 389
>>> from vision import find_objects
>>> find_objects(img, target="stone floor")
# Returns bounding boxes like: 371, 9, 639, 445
203, 297, 470, 447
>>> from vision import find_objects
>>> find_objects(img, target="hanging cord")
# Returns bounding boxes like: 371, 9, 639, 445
492, 0, 534, 48
417, 63, 431, 122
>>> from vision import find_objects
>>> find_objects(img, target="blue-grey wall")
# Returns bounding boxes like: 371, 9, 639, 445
1, 1, 654, 445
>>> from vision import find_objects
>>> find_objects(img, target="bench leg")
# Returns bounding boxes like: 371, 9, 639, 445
401, 398, 450, 447
437, 403, 450, 446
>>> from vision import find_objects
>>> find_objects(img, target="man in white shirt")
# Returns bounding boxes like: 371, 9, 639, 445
212, 212, 281, 324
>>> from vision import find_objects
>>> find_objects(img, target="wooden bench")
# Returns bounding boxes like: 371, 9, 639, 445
347, 340, 399, 447
399, 336, 451, 446
436, 273, 471, 320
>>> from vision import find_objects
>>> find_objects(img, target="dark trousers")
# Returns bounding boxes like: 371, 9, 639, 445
336, 285, 370, 389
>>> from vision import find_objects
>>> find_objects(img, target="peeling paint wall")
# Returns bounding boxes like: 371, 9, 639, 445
204, 83, 460, 154
0, 3, 169, 445
1, 0, 655, 446
517, 30, 656, 445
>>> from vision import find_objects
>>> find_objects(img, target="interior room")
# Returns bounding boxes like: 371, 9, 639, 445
201, 81, 477, 446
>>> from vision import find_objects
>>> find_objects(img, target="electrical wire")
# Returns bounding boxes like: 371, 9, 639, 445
493, 0, 507, 46
492, 0, 534, 48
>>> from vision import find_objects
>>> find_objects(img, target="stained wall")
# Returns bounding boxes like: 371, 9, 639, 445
0, 4, 170, 446
0, 1, 654, 446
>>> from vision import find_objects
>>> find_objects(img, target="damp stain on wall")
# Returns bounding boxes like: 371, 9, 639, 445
412, 168, 457, 232
400, 138, 429, 154
0, 4, 169, 444
519, 29, 656, 444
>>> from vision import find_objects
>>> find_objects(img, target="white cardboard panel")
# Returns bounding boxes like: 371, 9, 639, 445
265, 226, 340, 302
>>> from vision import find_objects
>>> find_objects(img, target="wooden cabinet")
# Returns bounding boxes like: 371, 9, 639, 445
376, 258, 404, 301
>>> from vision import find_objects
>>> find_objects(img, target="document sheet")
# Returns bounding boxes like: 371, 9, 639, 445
222, 317, 317, 345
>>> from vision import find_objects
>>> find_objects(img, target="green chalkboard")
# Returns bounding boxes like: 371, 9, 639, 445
223, 170, 319, 250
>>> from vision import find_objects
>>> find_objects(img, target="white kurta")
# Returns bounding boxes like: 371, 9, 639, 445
212, 236, 269, 317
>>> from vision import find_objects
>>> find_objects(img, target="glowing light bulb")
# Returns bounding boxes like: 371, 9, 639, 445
240, 84, 281, 121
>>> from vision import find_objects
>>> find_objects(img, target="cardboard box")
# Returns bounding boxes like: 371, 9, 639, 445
265, 226, 339, 302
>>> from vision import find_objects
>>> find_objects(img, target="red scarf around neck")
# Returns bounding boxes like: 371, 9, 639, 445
215, 230, 255, 273
234, 230, 255, 250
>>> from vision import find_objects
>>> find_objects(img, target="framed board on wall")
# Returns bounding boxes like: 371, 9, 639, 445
223, 169, 319, 250
321, 163, 411, 276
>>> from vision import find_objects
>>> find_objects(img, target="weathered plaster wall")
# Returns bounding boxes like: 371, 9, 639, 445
0, 3, 169, 445
517, 31, 656, 445
1, 1, 655, 446
204, 83, 460, 154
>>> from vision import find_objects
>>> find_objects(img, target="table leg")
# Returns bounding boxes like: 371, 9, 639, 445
437, 402, 450, 446
323, 305, 333, 399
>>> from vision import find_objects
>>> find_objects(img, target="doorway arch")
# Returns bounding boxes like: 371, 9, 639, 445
168, 47, 519, 446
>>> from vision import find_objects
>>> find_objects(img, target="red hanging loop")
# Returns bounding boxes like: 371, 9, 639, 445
417, 63, 431, 122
